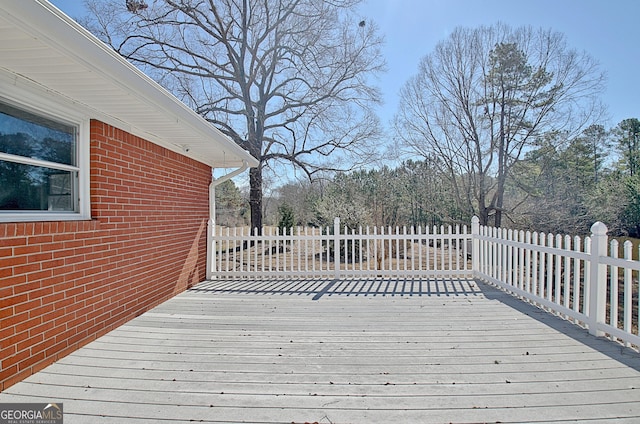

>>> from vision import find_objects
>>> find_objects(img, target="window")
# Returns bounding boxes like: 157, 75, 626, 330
0, 86, 89, 222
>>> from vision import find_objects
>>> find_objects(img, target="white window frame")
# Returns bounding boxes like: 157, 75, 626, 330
0, 73, 91, 222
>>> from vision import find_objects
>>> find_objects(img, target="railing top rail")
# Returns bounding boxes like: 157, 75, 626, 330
475, 231, 592, 261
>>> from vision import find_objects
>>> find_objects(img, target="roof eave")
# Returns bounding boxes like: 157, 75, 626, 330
0, 0, 258, 169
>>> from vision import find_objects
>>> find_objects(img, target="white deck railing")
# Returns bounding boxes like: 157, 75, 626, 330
209, 217, 471, 279
472, 217, 640, 348
209, 216, 639, 348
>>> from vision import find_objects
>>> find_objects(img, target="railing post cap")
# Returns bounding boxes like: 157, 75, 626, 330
590, 221, 608, 236
472, 216, 480, 224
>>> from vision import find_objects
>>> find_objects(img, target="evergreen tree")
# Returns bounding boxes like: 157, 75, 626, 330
277, 203, 295, 234
215, 180, 249, 227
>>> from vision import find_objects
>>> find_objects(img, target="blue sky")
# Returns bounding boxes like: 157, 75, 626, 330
51, 0, 639, 129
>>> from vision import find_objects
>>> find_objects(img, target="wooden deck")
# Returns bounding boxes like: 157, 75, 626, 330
2, 278, 640, 423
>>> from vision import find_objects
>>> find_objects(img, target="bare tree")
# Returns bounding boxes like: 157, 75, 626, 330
395, 23, 605, 226
84, 0, 385, 231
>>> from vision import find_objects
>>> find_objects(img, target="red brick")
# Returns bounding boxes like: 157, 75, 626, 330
14, 298, 41, 315
2, 119, 210, 390
45, 321, 69, 339
13, 281, 41, 295
13, 263, 41, 276
27, 235, 53, 245
2, 347, 30, 369
0, 292, 24, 309
28, 303, 54, 319
0, 255, 27, 268
1, 237, 28, 247
18, 350, 45, 371
14, 244, 41, 256
27, 252, 53, 263
2, 311, 30, 329
26, 269, 53, 282
0, 365, 18, 389
0, 344, 16, 361
15, 316, 42, 335
17, 334, 43, 352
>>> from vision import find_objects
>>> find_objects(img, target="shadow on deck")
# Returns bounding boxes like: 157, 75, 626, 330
191, 278, 483, 299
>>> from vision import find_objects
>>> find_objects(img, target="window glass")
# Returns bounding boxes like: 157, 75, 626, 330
0, 100, 78, 212
0, 163, 75, 211
0, 101, 75, 165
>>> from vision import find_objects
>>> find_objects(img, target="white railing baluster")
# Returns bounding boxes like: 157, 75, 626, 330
624, 241, 633, 345
502, 228, 507, 286
352, 228, 358, 271
326, 224, 331, 273
365, 226, 371, 273
294, 227, 299, 274
425, 225, 431, 272
261, 228, 266, 273
228, 227, 233, 273
409, 226, 415, 272
403, 226, 408, 272
518, 231, 525, 293
492, 226, 499, 280
308, 227, 313, 274
236, 227, 242, 272
395, 226, 400, 274
610, 239, 619, 341
283, 227, 288, 273
538, 233, 546, 301
505, 229, 511, 287
373, 226, 379, 273
546, 233, 553, 304
454, 225, 460, 271
438, 225, 444, 273
525, 231, 531, 294
380, 226, 386, 273
554, 234, 562, 306
573, 236, 581, 316
357, 226, 362, 273
276, 227, 282, 273
563, 235, 571, 312
531, 232, 538, 298
584, 237, 592, 316
447, 226, 452, 272
218, 228, 229, 270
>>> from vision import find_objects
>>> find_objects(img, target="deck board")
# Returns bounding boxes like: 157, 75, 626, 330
2, 278, 640, 423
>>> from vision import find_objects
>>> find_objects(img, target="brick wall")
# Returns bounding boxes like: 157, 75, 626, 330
0, 120, 211, 390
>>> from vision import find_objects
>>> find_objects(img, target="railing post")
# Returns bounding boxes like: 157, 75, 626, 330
207, 219, 215, 280
334, 217, 341, 279
471, 216, 480, 278
588, 221, 608, 337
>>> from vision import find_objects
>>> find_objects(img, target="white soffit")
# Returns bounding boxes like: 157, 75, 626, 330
0, 0, 258, 169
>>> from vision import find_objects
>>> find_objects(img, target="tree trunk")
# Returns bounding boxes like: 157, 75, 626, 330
494, 93, 507, 228
249, 166, 263, 234
478, 205, 490, 226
